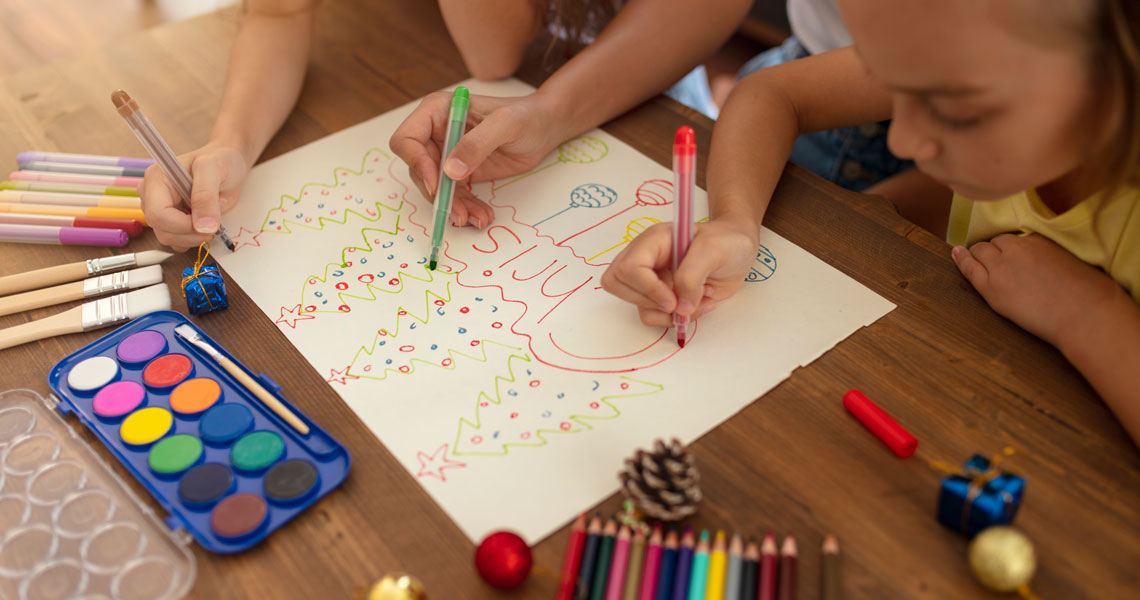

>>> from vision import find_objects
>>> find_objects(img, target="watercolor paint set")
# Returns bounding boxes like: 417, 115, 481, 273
1, 310, 350, 598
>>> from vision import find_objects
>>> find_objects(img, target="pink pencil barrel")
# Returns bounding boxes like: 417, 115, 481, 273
9, 170, 143, 188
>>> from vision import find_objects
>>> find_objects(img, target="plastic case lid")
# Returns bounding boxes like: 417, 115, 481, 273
0, 388, 195, 600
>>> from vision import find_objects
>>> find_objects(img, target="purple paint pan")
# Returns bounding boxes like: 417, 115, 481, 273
116, 330, 167, 364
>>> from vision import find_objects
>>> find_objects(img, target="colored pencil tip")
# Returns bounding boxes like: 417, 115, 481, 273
428, 259, 437, 270
677, 337, 685, 348
223, 238, 236, 251
781, 535, 798, 556
823, 535, 839, 554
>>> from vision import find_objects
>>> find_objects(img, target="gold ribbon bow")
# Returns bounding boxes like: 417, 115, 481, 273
180, 242, 216, 310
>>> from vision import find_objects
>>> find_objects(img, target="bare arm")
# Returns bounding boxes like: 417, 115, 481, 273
708, 46, 894, 235
212, 0, 317, 164
600, 46, 894, 327
535, 0, 753, 145
439, 0, 542, 79
141, 0, 315, 249
1058, 291, 1140, 445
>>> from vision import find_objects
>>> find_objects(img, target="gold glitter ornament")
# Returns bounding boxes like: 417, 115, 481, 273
968, 527, 1036, 593
367, 572, 427, 600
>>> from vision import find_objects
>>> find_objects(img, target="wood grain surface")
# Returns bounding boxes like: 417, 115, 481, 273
0, 2, 1136, 598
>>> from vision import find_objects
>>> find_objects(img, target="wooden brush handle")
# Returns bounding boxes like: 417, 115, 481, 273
0, 262, 88, 296
0, 281, 85, 317
217, 355, 311, 435
0, 306, 82, 350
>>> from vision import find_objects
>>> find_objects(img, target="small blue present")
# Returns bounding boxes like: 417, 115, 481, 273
181, 245, 228, 315
937, 452, 1025, 537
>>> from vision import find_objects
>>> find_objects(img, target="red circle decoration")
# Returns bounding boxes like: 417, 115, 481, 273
335, 282, 348, 290
635, 179, 674, 206
475, 531, 532, 590
482, 270, 492, 276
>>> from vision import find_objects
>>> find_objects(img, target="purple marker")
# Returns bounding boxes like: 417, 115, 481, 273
17, 151, 153, 170
0, 223, 128, 247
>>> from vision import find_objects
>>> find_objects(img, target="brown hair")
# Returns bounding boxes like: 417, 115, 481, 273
536, 0, 622, 70
1089, 0, 1140, 195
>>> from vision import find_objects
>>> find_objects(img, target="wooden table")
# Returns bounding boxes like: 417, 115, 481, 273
1, 2, 1137, 598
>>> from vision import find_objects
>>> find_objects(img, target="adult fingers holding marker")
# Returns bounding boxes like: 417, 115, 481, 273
390, 90, 566, 228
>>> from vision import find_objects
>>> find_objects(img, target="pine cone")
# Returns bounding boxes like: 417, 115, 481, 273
618, 438, 701, 521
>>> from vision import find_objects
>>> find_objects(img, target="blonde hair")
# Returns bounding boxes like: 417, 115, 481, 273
1089, 0, 1140, 195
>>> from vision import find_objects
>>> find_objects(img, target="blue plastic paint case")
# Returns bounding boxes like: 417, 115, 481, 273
46, 310, 351, 554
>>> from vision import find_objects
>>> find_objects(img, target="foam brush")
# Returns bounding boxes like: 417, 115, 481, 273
0, 284, 170, 350
0, 249, 171, 296
0, 265, 164, 317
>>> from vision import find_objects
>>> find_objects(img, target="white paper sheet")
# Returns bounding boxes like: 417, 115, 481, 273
213, 78, 895, 543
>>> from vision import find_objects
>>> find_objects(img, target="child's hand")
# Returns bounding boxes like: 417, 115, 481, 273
389, 91, 563, 229
952, 233, 1126, 347
601, 220, 759, 327
141, 143, 249, 251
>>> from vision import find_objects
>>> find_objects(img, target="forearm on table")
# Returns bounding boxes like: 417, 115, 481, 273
439, 0, 542, 79
533, 0, 752, 143
210, 3, 316, 164
1058, 292, 1140, 446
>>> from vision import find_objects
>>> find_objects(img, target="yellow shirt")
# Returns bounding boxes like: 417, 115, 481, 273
946, 187, 1140, 303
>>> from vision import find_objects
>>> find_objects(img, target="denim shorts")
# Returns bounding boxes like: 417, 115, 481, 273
739, 37, 913, 192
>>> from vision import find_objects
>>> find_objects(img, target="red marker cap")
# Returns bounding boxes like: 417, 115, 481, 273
843, 389, 917, 458
673, 126, 696, 170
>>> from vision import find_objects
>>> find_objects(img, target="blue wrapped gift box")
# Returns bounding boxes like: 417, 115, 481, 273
937, 453, 1025, 537
181, 263, 228, 315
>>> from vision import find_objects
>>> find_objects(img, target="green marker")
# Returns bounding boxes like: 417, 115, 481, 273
428, 86, 470, 270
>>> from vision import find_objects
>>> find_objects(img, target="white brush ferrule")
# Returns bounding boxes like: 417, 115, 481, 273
86, 254, 137, 276
80, 294, 130, 330
82, 271, 130, 297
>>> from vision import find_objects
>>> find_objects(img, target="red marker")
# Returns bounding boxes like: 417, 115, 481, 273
672, 126, 695, 348
843, 389, 918, 458
0, 212, 144, 237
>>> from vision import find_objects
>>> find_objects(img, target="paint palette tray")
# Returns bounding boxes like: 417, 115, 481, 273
0, 388, 195, 600
45, 311, 350, 554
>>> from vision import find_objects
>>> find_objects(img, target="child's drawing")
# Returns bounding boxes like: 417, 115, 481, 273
213, 78, 894, 543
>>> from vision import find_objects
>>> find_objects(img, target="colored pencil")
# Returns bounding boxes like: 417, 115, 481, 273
606, 524, 633, 600
821, 536, 839, 600
0, 213, 143, 237
577, 514, 604, 600
671, 528, 695, 600
777, 536, 796, 600
687, 530, 711, 600
741, 539, 759, 600
705, 531, 727, 600
639, 525, 663, 600
0, 223, 127, 247
9, 170, 143, 188
758, 534, 777, 600
16, 151, 153, 169
723, 533, 742, 600
0, 203, 146, 224
558, 513, 589, 600
623, 526, 648, 600
590, 519, 618, 600
1, 180, 139, 197
0, 190, 140, 209
655, 529, 679, 600
19, 160, 147, 178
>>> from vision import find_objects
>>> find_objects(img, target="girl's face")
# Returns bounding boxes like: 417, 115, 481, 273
840, 0, 1107, 201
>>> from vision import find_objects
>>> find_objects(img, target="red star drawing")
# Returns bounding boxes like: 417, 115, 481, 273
229, 226, 263, 251
275, 304, 315, 329
326, 366, 359, 385
415, 443, 466, 482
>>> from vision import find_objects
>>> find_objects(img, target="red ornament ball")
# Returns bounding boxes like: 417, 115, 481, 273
475, 530, 532, 589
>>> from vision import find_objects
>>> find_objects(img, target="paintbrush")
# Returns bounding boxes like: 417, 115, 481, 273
0, 284, 170, 350
0, 249, 172, 297
0, 265, 164, 317
173, 324, 311, 435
